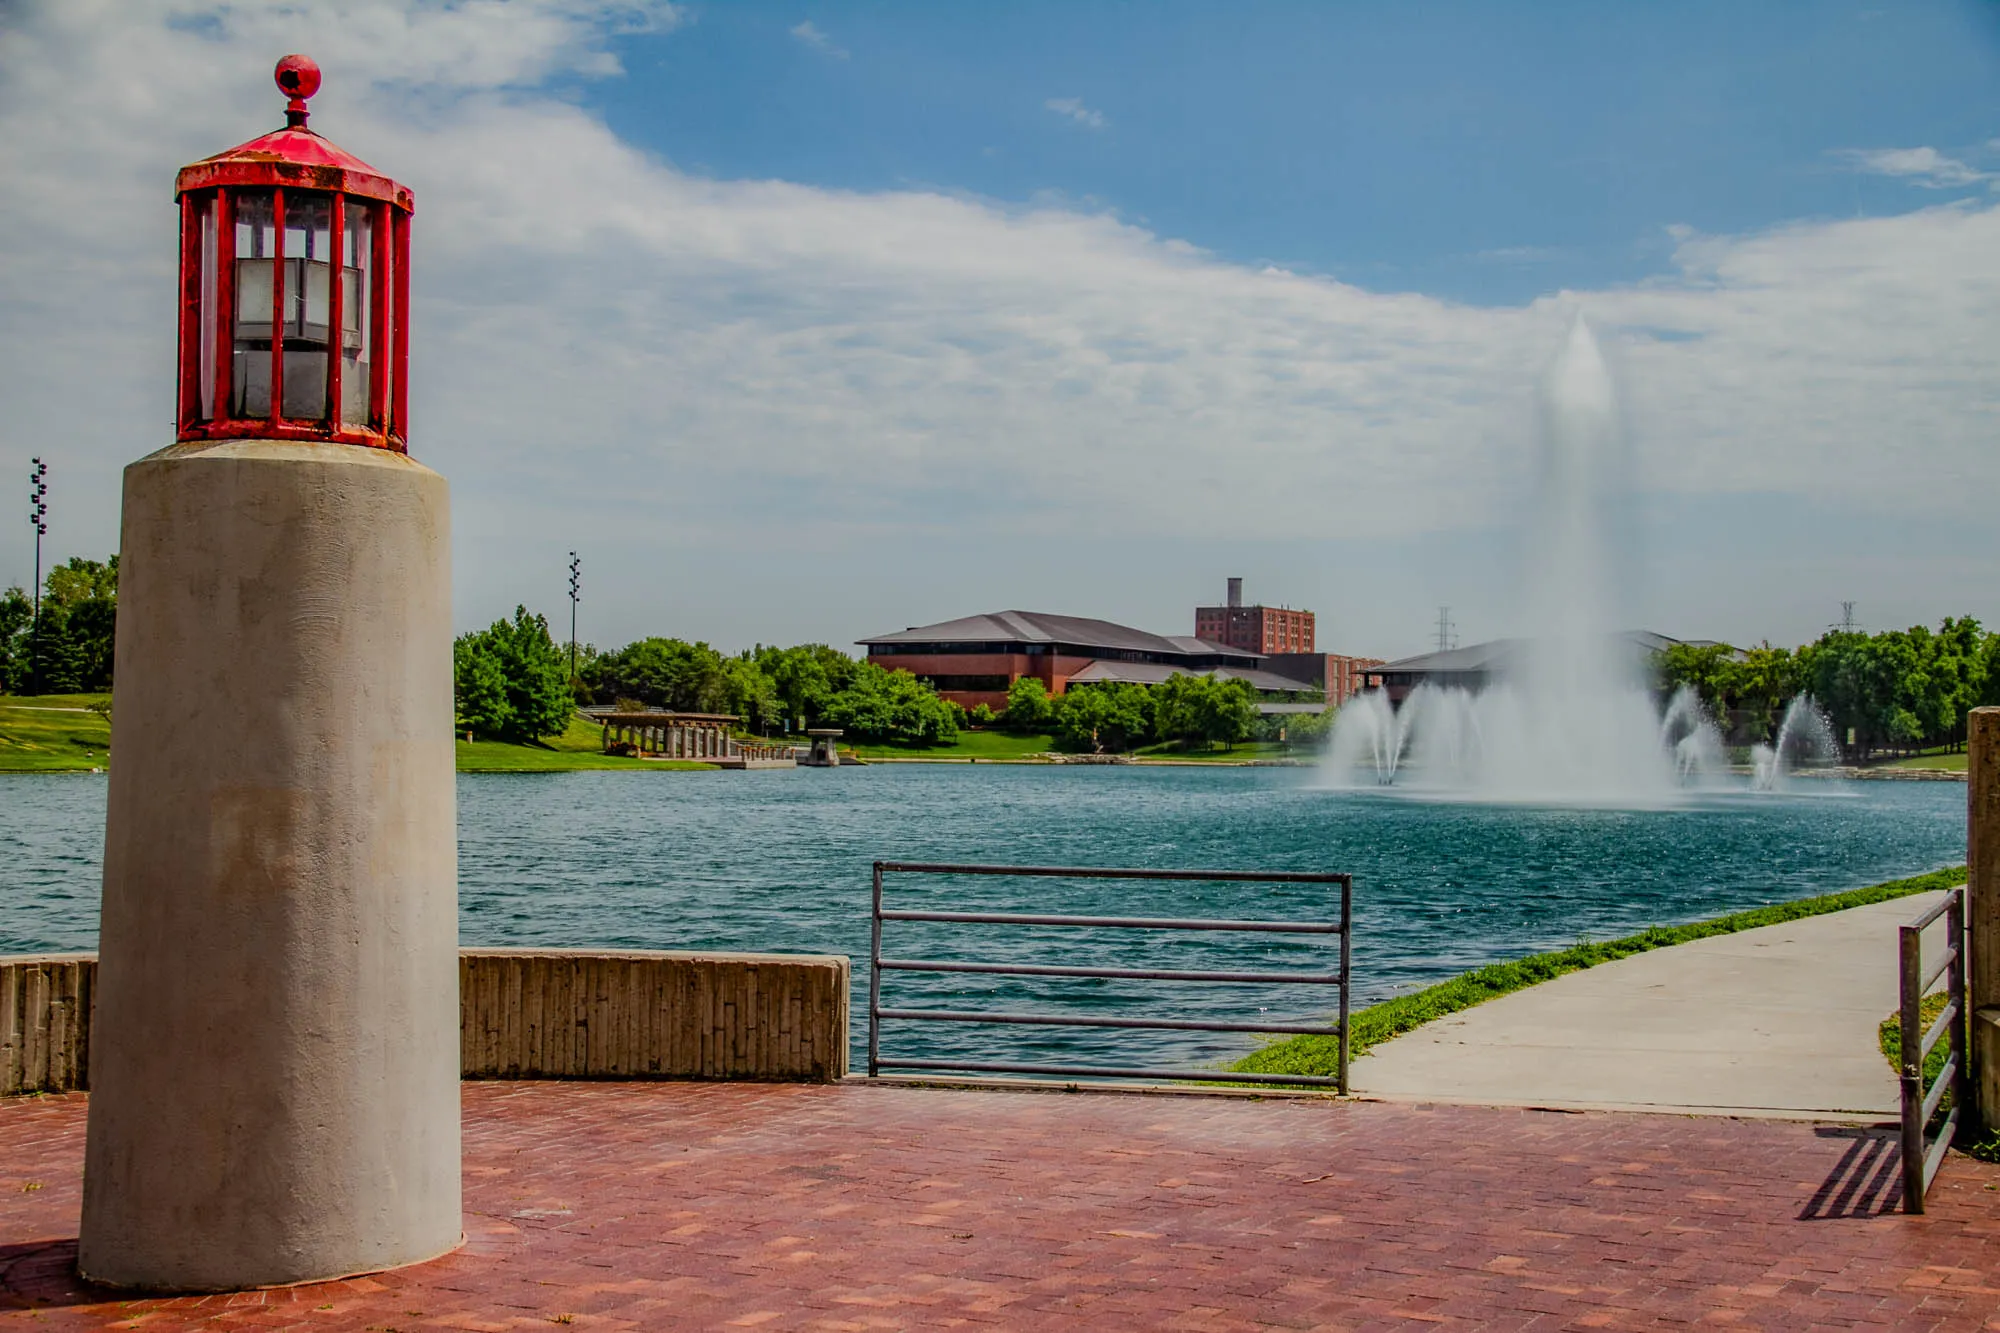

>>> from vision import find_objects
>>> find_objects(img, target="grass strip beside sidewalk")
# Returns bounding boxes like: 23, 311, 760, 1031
1235, 864, 1969, 1079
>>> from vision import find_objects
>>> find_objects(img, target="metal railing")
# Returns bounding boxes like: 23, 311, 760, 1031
868, 861, 1352, 1092
1899, 887, 1972, 1213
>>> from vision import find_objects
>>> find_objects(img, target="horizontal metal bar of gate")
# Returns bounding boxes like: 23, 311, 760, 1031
878, 908, 1339, 933
877, 861, 1349, 885
869, 861, 1352, 1094
877, 957, 1343, 984
874, 1006, 1342, 1037
874, 1057, 1343, 1088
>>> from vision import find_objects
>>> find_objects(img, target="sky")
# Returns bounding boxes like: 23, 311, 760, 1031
1, 0, 1997, 661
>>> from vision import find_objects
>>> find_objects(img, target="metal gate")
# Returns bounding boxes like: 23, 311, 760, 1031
867, 861, 1352, 1092
1899, 886, 1972, 1213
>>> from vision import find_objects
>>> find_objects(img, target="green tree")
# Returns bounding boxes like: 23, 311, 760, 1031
1192, 676, 1258, 750
1801, 630, 1871, 757
822, 662, 960, 744
1151, 673, 1258, 751
1051, 682, 1153, 753
1737, 644, 1799, 738
0, 587, 31, 693
3, 556, 119, 695
751, 643, 858, 729
585, 637, 730, 712
720, 654, 783, 733
1656, 642, 1737, 713
455, 607, 571, 741
1932, 616, 1985, 744
1281, 706, 1338, 746
1002, 675, 1053, 732
453, 634, 513, 737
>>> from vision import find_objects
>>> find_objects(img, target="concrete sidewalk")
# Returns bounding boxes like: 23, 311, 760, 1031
1354, 891, 1948, 1119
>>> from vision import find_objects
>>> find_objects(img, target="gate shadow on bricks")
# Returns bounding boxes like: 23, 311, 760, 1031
1799, 1125, 1904, 1219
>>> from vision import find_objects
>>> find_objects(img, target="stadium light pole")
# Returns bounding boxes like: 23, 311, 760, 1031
28, 459, 47, 690
567, 551, 581, 686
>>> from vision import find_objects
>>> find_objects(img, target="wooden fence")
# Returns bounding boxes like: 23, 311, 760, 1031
2, 949, 849, 1095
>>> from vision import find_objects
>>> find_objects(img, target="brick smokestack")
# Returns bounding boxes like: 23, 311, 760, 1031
1227, 577, 1243, 609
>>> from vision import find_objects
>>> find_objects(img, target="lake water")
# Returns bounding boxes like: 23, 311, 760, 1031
0, 767, 1965, 1073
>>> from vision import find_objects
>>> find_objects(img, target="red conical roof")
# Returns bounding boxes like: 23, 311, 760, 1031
174, 57, 412, 211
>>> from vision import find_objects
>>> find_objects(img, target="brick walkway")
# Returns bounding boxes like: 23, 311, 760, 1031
3, 1082, 1998, 1330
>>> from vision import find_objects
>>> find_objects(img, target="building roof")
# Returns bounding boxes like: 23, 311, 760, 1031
859, 611, 1260, 661
1064, 660, 1319, 694
581, 708, 740, 724
1375, 631, 1745, 677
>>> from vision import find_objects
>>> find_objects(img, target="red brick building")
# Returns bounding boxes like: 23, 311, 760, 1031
858, 610, 1266, 714
1258, 653, 1387, 703
1194, 578, 1315, 655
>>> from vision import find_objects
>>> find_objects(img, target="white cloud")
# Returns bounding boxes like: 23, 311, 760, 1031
1044, 97, 1106, 130
2, 1, 1997, 646
788, 20, 846, 59
1832, 146, 1990, 189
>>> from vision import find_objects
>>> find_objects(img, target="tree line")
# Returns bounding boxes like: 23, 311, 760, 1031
999, 672, 1267, 753
1, 557, 119, 695
451, 608, 1286, 752
1657, 617, 2000, 759
452, 614, 963, 746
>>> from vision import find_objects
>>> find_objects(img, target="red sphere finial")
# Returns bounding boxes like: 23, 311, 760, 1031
275, 54, 321, 128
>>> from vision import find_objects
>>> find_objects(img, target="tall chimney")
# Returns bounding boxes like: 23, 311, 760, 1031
1227, 577, 1243, 609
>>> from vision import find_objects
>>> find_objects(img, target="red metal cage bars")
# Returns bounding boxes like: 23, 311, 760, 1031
173, 185, 410, 452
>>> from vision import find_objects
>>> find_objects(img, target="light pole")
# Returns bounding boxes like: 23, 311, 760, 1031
567, 551, 581, 686
28, 459, 47, 691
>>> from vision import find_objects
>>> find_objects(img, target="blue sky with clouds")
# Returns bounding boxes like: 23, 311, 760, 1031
2, 1, 1998, 659
597, 2, 2000, 303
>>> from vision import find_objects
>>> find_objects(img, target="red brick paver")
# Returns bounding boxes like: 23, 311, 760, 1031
3, 1082, 1998, 1329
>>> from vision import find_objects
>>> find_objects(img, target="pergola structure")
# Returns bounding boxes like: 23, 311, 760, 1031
585, 711, 796, 766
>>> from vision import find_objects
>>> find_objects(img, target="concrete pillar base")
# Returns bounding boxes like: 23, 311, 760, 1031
79, 439, 461, 1292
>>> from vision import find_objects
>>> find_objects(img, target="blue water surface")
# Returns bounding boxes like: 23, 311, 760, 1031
0, 766, 1964, 1071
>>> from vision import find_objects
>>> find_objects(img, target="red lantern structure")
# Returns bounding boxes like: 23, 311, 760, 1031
173, 55, 414, 451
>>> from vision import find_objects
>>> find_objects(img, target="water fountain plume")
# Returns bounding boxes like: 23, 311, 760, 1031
1658, 685, 1727, 787
1325, 688, 1405, 784
1752, 695, 1839, 791
1320, 317, 1742, 805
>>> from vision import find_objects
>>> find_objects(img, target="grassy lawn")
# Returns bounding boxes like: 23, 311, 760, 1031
847, 731, 1056, 760
0, 694, 113, 771
847, 733, 1314, 763
1877, 751, 1969, 772
1, 700, 712, 774
458, 714, 714, 771
1234, 864, 1969, 1079
1132, 740, 1297, 763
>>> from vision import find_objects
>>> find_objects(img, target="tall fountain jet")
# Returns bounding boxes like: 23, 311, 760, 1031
1326, 316, 1730, 804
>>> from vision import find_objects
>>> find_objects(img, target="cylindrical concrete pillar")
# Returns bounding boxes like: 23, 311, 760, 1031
81, 439, 461, 1291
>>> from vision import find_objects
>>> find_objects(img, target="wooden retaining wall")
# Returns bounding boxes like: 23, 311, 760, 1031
0, 955, 94, 1095
459, 949, 848, 1083
1, 949, 849, 1095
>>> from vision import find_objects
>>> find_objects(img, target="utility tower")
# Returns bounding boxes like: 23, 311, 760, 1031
1435, 606, 1458, 654
1840, 602, 1857, 633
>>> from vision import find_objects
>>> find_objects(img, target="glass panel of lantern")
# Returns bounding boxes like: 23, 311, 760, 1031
228, 191, 361, 424
341, 205, 371, 428
198, 195, 219, 422
279, 191, 333, 420
231, 190, 276, 418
